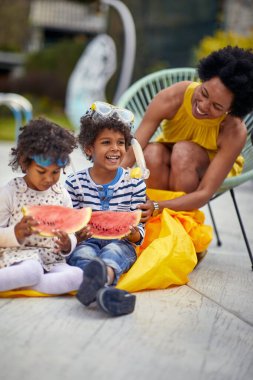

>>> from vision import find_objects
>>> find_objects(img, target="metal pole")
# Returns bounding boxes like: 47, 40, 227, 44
101, 0, 136, 103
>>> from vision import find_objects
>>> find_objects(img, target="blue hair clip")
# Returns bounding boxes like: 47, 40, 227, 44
31, 155, 67, 168
56, 158, 67, 167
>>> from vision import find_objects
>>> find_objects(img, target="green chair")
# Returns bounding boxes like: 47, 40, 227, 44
117, 68, 198, 139
117, 67, 253, 269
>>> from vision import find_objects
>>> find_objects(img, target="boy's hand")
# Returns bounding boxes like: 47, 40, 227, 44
53, 230, 71, 254
75, 226, 92, 244
124, 226, 140, 243
14, 216, 39, 244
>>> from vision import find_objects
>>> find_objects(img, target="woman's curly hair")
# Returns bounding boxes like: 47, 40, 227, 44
9, 117, 77, 171
78, 113, 133, 161
198, 45, 253, 118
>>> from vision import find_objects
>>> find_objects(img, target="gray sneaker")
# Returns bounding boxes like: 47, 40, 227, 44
96, 287, 136, 316
76, 259, 107, 306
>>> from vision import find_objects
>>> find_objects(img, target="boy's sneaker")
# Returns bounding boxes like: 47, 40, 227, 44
96, 287, 136, 317
76, 259, 107, 306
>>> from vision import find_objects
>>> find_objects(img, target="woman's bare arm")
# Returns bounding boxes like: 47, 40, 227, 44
121, 82, 190, 168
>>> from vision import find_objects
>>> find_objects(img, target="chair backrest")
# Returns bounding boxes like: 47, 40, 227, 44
117, 67, 198, 139
0, 93, 33, 140
217, 111, 253, 194
241, 112, 253, 172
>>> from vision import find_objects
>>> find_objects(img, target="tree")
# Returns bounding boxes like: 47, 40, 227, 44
0, 0, 30, 51
223, 0, 253, 34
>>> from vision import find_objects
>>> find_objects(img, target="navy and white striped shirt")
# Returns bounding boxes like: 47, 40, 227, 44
65, 167, 146, 244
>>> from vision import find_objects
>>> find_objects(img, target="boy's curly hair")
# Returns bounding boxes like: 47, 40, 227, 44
9, 117, 77, 171
78, 114, 133, 161
198, 45, 253, 118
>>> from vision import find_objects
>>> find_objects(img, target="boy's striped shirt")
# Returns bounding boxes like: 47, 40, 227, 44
65, 167, 146, 244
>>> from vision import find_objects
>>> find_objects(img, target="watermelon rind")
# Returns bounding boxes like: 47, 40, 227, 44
88, 210, 142, 239
22, 205, 92, 237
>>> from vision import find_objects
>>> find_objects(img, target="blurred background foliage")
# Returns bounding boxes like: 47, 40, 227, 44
195, 30, 253, 61
0, 0, 30, 52
14, 38, 86, 106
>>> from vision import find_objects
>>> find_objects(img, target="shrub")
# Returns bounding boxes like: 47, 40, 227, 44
194, 30, 253, 62
8, 38, 87, 105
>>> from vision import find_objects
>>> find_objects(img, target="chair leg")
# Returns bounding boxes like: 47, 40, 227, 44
207, 202, 222, 246
230, 189, 253, 270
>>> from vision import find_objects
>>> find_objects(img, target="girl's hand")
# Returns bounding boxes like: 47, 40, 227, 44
75, 226, 92, 244
14, 216, 39, 244
138, 199, 154, 223
124, 226, 140, 243
53, 230, 71, 254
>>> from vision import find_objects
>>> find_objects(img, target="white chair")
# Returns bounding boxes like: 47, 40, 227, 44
65, 0, 136, 131
65, 34, 117, 130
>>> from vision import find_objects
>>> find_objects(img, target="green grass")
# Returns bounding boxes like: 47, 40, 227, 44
0, 117, 15, 141
0, 112, 76, 141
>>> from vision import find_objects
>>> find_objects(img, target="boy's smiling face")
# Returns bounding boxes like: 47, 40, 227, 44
85, 128, 127, 173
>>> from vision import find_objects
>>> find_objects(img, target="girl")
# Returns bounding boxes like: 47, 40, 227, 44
0, 117, 83, 294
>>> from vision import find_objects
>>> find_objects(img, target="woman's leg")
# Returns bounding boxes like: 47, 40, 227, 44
144, 141, 210, 192
169, 141, 210, 192
0, 260, 43, 291
144, 142, 172, 190
31, 263, 83, 294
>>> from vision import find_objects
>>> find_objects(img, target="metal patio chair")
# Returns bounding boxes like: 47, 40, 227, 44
0, 93, 33, 140
117, 67, 253, 269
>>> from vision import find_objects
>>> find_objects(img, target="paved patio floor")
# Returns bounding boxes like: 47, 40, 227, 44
0, 140, 253, 380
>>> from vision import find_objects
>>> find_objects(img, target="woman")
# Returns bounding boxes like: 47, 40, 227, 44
122, 46, 253, 220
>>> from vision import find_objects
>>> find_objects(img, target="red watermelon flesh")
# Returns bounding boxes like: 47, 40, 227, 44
22, 205, 92, 237
88, 210, 142, 239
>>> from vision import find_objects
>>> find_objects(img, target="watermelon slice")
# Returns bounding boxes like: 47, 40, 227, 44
22, 205, 92, 237
88, 210, 142, 239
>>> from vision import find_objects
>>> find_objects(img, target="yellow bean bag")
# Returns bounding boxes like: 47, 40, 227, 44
0, 189, 212, 297
0, 289, 76, 298
116, 189, 212, 292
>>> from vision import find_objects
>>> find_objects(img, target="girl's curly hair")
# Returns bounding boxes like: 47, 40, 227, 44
198, 45, 253, 118
78, 113, 133, 161
9, 117, 77, 171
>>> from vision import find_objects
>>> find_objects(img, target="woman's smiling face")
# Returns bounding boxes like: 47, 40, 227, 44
192, 77, 234, 119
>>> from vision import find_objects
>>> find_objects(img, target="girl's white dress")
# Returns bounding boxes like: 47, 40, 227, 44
0, 177, 76, 271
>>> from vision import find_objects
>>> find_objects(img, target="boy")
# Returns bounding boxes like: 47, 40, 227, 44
66, 102, 146, 316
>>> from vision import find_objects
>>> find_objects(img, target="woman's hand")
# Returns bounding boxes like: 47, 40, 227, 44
14, 216, 39, 244
75, 226, 92, 244
138, 199, 155, 223
53, 230, 71, 254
